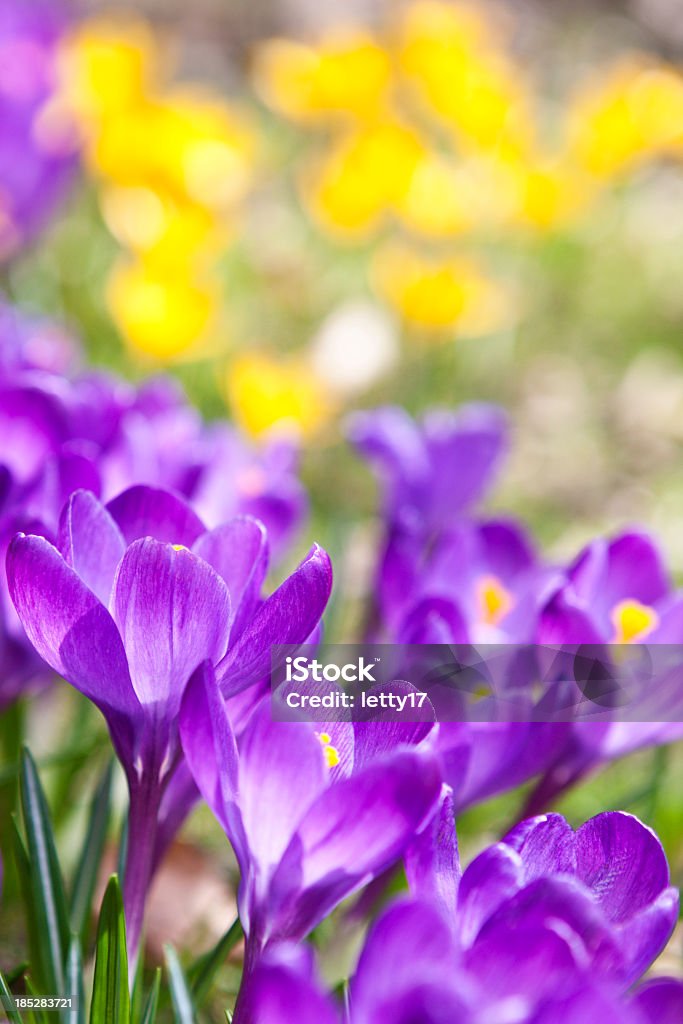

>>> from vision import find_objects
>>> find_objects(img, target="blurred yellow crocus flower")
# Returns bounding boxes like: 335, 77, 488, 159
372, 243, 514, 334
253, 31, 392, 122
398, 1, 534, 157
58, 17, 158, 126
228, 354, 332, 438
567, 61, 683, 178
107, 259, 221, 361
307, 120, 425, 235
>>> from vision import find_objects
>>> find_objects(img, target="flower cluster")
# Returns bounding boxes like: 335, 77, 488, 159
58, 15, 254, 360
1, 316, 681, 1016
255, 1, 683, 333
350, 404, 683, 811
0, 0, 78, 261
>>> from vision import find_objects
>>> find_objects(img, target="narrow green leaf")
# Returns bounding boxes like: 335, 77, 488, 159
70, 760, 115, 941
65, 937, 85, 1024
188, 918, 243, 1008
23, 975, 49, 1024
0, 966, 24, 1024
19, 747, 70, 995
11, 817, 44, 991
140, 970, 161, 1024
90, 876, 130, 1024
164, 946, 195, 1024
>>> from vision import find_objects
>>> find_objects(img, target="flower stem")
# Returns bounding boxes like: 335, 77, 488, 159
122, 777, 161, 965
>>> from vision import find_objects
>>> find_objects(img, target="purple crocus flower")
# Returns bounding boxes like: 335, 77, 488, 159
7, 485, 332, 955
0, 0, 78, 260
406, 790, 679, 990
528, 529, 683, 809
178, 661, 442, 1014
242, 943, 683, 1024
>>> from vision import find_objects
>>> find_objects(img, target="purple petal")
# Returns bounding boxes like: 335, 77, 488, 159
615, 888, 679, 985
178, 662, 242, 853
58, 490, 125, 605
111, 538, 231, 711
269, 750, 442, 939
6, 534, 137, 750
350, 899, 459, 1021
405, 785, 460, 921
237, 703, 327, 878
575, 812, 671, 922
457, 844, 524, 945
632, 978, 683, 1024
106, 485, 205, 547
246, 944, 338, 1024
217, 544, 332, 696
191, 517, 268, 640
503, 813, 576, 880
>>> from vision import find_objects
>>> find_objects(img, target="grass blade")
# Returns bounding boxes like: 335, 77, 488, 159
90, 876, 130, 1024
140, 969, 161, 1024
164, 946, 195, 1024
65, 937, 85, 1024
0, 966, 24, 1023
18, 748, 70, 996
188, 918, 243, 1008
70, 760, 114, 941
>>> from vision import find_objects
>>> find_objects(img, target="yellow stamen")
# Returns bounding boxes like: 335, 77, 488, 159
172, 544, 187, 551
611, 599, 659, 644
316, 731, 340, 769
477, 574, 514, 626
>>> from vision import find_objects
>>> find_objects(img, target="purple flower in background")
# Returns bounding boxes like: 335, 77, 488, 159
0, 0, 78, 260
7, 485, 332, 955
349, 403, 507, 535
528, 529, 683, 810
179, 662, 441, 1010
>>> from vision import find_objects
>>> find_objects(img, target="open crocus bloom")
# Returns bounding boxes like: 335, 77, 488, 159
179, 661, 442, 1005
7, 484, 332, 953
406, 791, 679, 990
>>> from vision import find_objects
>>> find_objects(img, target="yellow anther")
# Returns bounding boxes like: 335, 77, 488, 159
611, 599, 659, 644
477, 574, 514, 626
316, 731, 340, 769
172, 544, 187, 551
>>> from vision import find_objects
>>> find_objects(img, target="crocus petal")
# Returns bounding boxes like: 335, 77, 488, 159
217, 544, 332, 696
246, 944, 338, 1024
574, 812, 671, 922
350, 898, 459, 1022
405, 785, 460, 922
192, 517, 268, 640
477, 876, 625, 979
614, 888, 679, 985
464, 924, 586, 1009
58, 490, 125, 605
111, 538, 231, 711
237, 703, 327, 879
106, 484, 205, 547
269, 749, 442, 940
347, 406, 428, 521
503, 813, 576, 880
178, 661, 239, 834
456, 844, 524, 946
632, 978, 683, 1024
6, 534, 137, 754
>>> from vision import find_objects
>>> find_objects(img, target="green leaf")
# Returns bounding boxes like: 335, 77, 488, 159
11, 818, 42, 984
70, 760, 115, 941
18, 747, 70, 995
90, 876, 130, 1024
188, 918, 243, 1008
140, 970, 161, 1024
164, 946, 195, 1024
66, 937, 85, 1024
0, 966, 24, 1024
